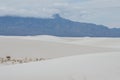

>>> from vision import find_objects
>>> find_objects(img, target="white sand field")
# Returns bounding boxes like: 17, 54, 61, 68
0, 35, 120, 80
0, 53, 120, 80
0, 36, 120, 58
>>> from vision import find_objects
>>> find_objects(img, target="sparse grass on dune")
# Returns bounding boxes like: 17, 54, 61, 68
0, 56, 47, 65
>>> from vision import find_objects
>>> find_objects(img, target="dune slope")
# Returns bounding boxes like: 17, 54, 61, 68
0, 53, 120, 80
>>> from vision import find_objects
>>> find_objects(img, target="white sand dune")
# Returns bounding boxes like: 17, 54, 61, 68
0, 53, 120, 80
0, 36, 120, 58
0, 36, 120, 80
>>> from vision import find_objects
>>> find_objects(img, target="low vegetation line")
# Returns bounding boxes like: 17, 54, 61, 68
0, 56, 48, 65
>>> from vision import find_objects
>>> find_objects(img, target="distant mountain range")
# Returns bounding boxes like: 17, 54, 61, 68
0, 14, 120, 37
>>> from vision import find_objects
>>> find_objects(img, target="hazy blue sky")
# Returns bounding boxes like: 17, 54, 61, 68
0, 0, 120, 28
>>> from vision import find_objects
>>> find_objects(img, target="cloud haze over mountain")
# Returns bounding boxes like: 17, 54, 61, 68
0, 0, 120, 28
